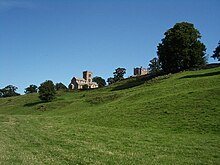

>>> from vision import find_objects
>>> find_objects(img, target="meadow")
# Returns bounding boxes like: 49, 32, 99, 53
0, 67, 219, 164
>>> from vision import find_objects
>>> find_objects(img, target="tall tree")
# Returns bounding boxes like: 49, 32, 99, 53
93, 76, 106, 88
211, 41, 220, 61
0, 85, 20, 97
113, 67, 126, 81
38, 80, 56, 102
157, 22, 206, 73
148, 57, 161, 74
25, 84, 38, 94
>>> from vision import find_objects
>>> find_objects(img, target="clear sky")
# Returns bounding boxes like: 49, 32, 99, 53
0, 0, 219, 94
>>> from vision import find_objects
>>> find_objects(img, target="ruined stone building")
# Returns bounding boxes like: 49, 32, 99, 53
69, 71, 98, 90
134, 67, 148, 76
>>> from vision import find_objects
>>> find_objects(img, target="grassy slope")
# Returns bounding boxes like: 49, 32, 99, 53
0, 67, 219, 164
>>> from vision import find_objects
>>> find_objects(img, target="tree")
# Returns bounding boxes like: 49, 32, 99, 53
157, 22, 206, 73
25, 84, 38, 94
148, 57, 161, 74
38, 80, 56, 102
107, 77, 115, 85
0, 85, 20, 97
93, 76, 106, 87
55, 82, 67, 91
113, 67, 126, 81
211, 41, 220, 61
82, 84, 89, 90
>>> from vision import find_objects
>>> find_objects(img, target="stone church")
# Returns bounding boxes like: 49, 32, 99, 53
69, 71, 98, 90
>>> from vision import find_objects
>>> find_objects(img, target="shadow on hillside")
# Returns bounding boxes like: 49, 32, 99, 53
111, 72, 167, 91
24, 101, 44, 107
180, 71, 220, 79
111, 79, 145, 91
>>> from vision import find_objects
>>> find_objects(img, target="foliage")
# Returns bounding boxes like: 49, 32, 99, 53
38, 80, 56, 102
24, 84, 38, 94
55, 82, 67, 91
0, 85, 20, 97
113, 67, 126, 81
82, 84, 89, 90
107, 77, 115, 85
148, 57, 161, 74
92, 76, 106, 87
157, 22, 206, 73
211, 41, 220, 61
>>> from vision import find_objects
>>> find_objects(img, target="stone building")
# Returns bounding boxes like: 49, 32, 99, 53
134, 67, 148, 76
69, 71, 98, 90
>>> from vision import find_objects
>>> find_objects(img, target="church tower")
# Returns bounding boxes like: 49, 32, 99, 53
83, 71, 93, 83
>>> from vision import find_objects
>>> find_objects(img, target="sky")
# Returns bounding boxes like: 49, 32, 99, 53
0, 0, 220, 94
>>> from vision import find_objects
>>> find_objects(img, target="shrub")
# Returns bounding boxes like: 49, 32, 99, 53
38, 80, 56, 102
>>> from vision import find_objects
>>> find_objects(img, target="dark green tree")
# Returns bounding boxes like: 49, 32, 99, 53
157, 22, 206, 73
82, 84, 89, 90
113, 67, 126, 81
107, 77, 115, 85
148, 57, 161, 74
93, 76, 106, 87
38, 80, 56, 102
55, 82, 67, 91
211, 41, 220, 61
24, 84, 38, 94
0, 85, 20, 97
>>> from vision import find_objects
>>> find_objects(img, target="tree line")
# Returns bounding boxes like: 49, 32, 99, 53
1, 22, 219, 102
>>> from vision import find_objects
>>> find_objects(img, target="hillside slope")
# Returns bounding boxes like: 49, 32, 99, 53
0, 67, 219, 164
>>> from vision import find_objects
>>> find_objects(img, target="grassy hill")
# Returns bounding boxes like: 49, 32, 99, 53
0, 67, 219, 164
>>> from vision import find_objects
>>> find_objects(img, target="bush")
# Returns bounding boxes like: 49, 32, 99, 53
82, 84, 89, 90
38, 80, 56, 102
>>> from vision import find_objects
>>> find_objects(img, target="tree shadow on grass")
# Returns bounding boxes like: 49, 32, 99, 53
112, 80, 145, 91
111, 74, 156, 91
180, 71, 220, 79
24, 101, 45, 107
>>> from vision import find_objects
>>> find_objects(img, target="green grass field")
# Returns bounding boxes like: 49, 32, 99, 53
0, 67, 220, 164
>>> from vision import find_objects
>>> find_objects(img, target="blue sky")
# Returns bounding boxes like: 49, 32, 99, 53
0, 0, 219, 94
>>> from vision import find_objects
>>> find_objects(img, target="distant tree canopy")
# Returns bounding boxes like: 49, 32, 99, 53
55, 82, 67, 91
38, 80, 56, 102
211, 41, 220, 61
157, 22, 206, 73
107, 67, 126, 85
148, 57, 161, 74
25, 84, 38, 94
107, 77, 115, 85
0, 85, 20, 97
93, 76, 106, 88
82, 84, 89, 90
113, 67, 126, 81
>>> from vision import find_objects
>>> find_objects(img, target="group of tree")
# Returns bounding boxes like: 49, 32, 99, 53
148, 22, 219, 74
107, 67, 126, 85
93, 76, 106, 88
0, 85, 20, 97
25, 84, 38, 94
24, 82, 67, 94
38, 81, 67, 102
0, 81, 67, 102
